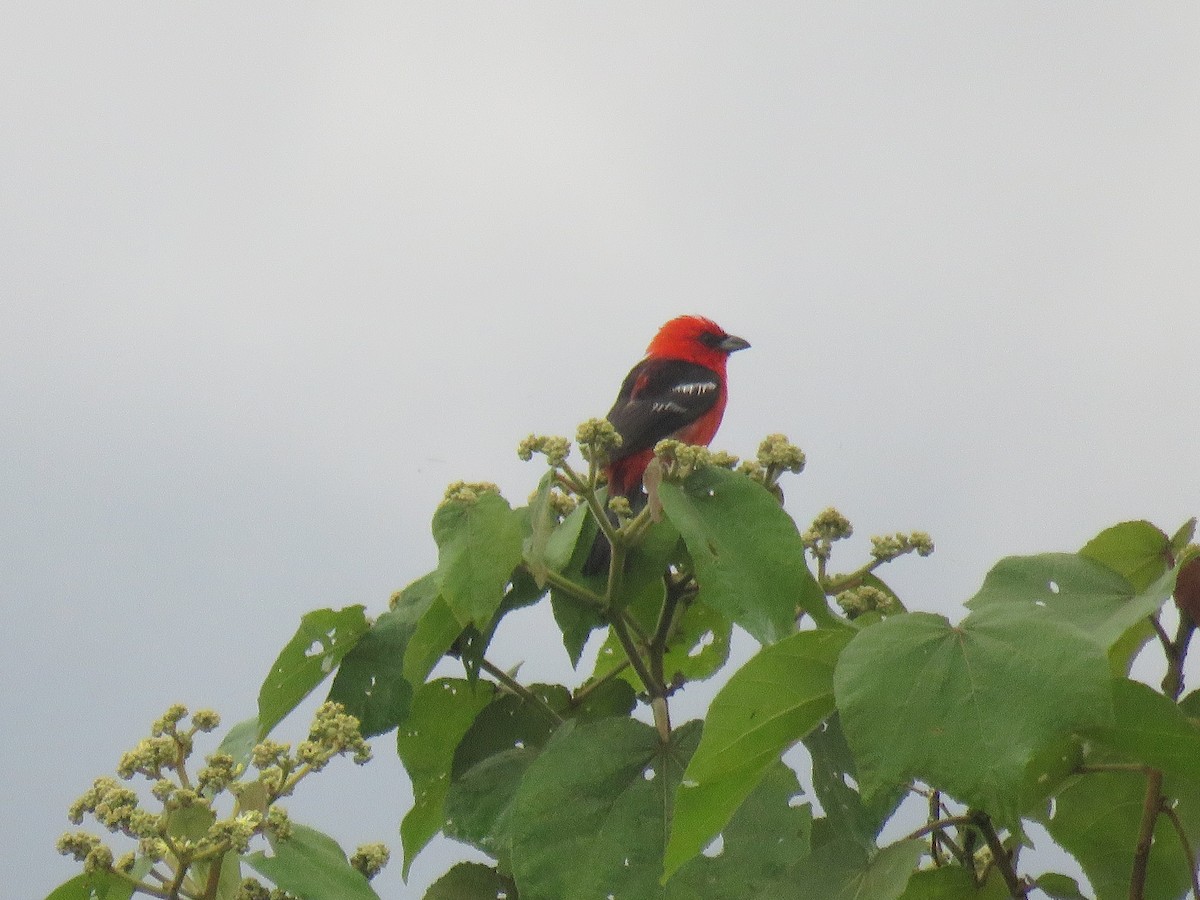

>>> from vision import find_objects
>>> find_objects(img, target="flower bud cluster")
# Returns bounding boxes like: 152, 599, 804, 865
654, 440, 715, 482
299, 701, 373, 770
441, 480, 501, 506
836, 585, 901, 618
350, 842, 391, 880
756, 433, 806, 475
576, 418, 623, 463
517, 434, 572, 467
58, 703, 385, 894
803, 508, 854, 561
870, 531, 935, 562
607, 495, 633, 519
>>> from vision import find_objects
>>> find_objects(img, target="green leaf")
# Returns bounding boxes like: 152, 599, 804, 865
245, 823, 380, 900
396, 678, 495, 877
572, 677, 637, 720
1048, 766, 1200, 900
1170, 518, 1197, 557
965, 552, 1175, 649
1034, 872, 1090, 900
523, 471, 556, 587
433, 490, 526, 629
666, 762, 812, 899
835, 605, 1113, 823
1080, 520, 1171, 590
45, 873, 134, 900
550, 588, 605, 669
423, 862, 518, 899
443, 685, 571, 865
657, 466, 831, 642
327, 607, 417, 738
257, 606, 370, 739
404, 595, 462, 687
897, 865, 1011, 899
804, 713, 905, 850
166, 803, 215, 842
664, 627, 853, 877
591, 601, 733, 693
789, 838, 925, 900
1084, 677, 1200, 786
214, 715, 260, 777
510, 718, 702, 900
659, 601, 733, 686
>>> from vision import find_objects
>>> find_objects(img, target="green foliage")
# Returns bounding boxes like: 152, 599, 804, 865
245, 825, 380, 900
49, 429, 1200, 900
835, 605, 1114, 824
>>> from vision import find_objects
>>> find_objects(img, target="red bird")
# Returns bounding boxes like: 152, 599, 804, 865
584, 315, 750, 574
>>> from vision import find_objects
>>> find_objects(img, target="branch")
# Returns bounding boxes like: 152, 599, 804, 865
1163, 614, 1196, 701
542, 570, 606, 611
1129, 768, 1164, 900
970, 811, 1028, 898
903, 814, 977, 843
1160, 800, 1200, 900
479, 658, 565, 726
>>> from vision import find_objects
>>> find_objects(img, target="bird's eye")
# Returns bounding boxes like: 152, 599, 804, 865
698, 331, 726, 349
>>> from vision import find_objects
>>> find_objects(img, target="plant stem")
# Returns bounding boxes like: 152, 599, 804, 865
1130, 768, 1164, 900
904, 814, 977, 843
201, 852, 225, 900
1160, 800, 1200, 899
479, 658, 565, 725
542, 570, 606, 611
1163, 614, 1196, 701
570, 659, 631, 707
970, 811, 1026, 898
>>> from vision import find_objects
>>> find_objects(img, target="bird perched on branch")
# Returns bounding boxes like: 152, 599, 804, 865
583, 315, 749, 574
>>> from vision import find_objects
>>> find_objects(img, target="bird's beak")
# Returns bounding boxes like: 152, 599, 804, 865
719, 334, 751, 353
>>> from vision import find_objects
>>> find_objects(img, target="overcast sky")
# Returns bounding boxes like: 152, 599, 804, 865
4, 5, 1199, 898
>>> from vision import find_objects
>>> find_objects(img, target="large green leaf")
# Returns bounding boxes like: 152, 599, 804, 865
423, 862, 518, 899
965, 552, 1176, 649
433, 490, 526, 629
403, 594, 463, 687
510, 718, 701, 900
522, 471, 557, 587
1047, 765, 1200, 900
657, 466, 832, 641
664, 627, 852, 877
804, 713, 906, 850
45, 873, 134, 900
1084, 677, 1200, 786
788, 838, 925, 900
257, 606, 370, 739
245, 824, 380, 900
1080, 520, 1171, 590
326, 607, 416, 738
897, 866, 1011, 899
395, 678, 495, 877
665, 762, 812, 899
442, 685, 572, 865
834, 605, 1113, 823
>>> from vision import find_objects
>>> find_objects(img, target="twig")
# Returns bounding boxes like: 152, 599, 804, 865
479, 658, 565, 726
570, 659, 631, 708
1160, 800, 1200, 899
1129, 768, 1164, 900
904, 814, 977, 843
1163, 614, 1196, 701
970, 811, 1027, 898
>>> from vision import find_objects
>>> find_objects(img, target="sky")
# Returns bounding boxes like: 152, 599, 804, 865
3, 4, 1198, 898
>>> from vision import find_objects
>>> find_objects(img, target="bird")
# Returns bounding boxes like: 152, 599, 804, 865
582, 315, 750, 575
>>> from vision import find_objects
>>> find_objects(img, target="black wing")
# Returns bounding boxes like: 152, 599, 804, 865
605, 358, 721, 460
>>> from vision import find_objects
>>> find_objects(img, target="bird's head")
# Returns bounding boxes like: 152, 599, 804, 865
646, 315, 750, 370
